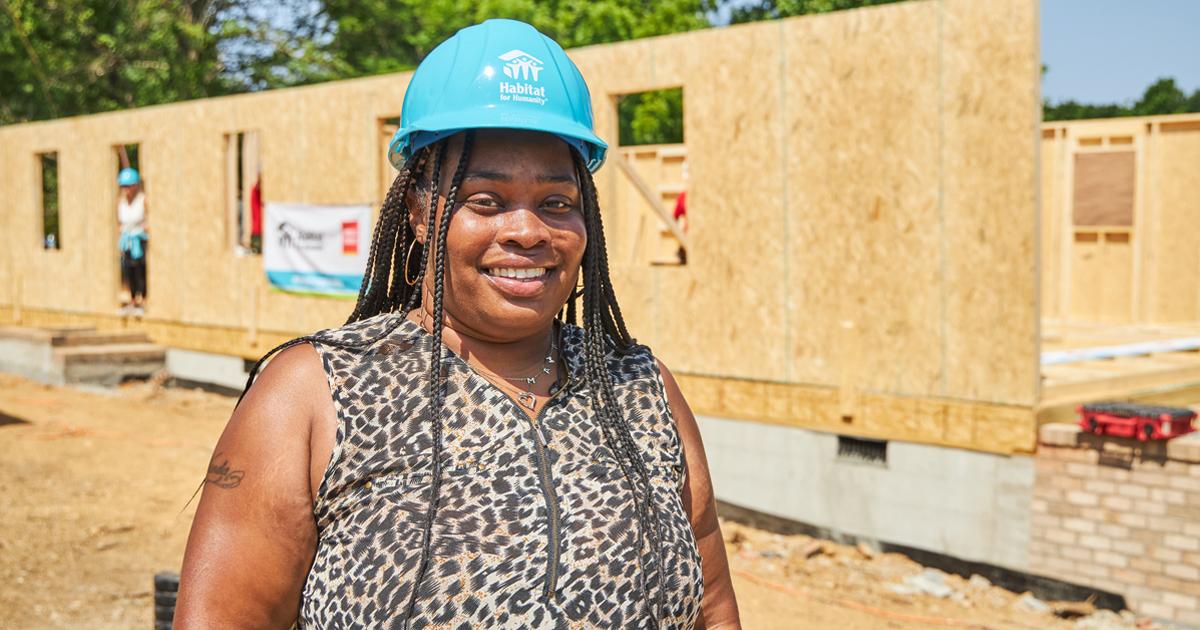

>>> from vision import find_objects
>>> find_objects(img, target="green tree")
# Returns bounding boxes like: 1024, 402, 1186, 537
1132, 77, 1191, 116
1044, 77, 1200, 122
212, 1, 346, 91
308, 0, 714, 80
0, 0, 232, 125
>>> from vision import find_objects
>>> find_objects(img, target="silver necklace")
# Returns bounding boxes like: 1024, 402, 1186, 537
474, 341, 557, 411
509, 341, 555, 385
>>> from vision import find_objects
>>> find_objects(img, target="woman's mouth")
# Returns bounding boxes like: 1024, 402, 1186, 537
482, 267, 552, 298
484, 267, 549, 280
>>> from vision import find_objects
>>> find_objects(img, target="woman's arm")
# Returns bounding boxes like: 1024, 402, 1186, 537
658, 360, 742, 630
175, 344, 332, 629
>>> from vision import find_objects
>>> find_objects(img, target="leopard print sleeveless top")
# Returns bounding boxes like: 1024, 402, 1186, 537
298, 312, 704, 628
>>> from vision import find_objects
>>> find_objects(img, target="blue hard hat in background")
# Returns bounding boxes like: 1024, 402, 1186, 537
388, 19, 608, 172
118, 167, 141, 187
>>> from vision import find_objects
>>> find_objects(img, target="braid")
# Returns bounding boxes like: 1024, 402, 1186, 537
573, 152, 666, 623
402, 132, 475, 628
574, 157, 634, 349
403, 142, 446, 314
343, 140, 450, 323
346, 156, 415, 324
566, 291, 578, 326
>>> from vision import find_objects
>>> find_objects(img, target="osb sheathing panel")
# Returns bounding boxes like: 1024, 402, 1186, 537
1040, 133, 1065, 319
783, 2, 942, 397
1068, 240, 1133, 323
1145, 127, 1200, 322
0, 0, 1041, 431
939, 0, 1039, 405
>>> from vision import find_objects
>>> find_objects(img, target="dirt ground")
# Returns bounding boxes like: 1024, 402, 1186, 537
0, 373, 1158, 629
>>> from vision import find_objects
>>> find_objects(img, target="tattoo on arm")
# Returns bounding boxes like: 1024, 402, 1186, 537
205, 456, 245, 489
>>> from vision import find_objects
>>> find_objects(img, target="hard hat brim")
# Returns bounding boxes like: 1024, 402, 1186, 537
389, 107, 607, 173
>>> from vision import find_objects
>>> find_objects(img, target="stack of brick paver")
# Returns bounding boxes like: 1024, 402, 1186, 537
1030, 423, 1200, 624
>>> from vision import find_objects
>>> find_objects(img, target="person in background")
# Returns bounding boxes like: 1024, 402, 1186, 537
117, 167, 148, 317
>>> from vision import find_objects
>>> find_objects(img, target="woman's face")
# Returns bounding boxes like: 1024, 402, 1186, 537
413, 129, 587, 341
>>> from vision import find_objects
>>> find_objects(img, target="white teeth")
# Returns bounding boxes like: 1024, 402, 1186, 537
488, 267, 547, 279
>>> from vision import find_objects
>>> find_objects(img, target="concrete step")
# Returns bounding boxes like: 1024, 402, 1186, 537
51, 330, 151, 347
0, 326, 167, 386
55, 343, 166, 386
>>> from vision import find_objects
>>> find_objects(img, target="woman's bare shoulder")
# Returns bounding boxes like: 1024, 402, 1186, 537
239, 343, 329, 426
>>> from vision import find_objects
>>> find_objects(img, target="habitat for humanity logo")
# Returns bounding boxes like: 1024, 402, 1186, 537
498, 49, 547, 106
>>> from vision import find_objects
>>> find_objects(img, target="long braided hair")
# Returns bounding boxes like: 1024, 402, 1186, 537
239, 132, 667, 625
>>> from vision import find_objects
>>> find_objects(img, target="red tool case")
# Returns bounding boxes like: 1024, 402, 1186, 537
1078, 402, 1196, 441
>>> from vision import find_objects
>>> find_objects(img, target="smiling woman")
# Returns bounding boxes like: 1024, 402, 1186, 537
175, 18, 740, 630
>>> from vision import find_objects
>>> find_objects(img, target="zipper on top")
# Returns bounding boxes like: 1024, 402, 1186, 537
525, 386, 568, 600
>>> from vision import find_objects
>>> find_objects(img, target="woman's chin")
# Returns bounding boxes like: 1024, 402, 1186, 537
462, 300, 565, 337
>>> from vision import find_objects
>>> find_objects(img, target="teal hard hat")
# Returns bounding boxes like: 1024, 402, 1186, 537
117, 167, 140, 187
388, 19, 607, 172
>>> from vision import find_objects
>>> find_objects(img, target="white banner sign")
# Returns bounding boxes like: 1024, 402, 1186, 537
263, 202, 371, 298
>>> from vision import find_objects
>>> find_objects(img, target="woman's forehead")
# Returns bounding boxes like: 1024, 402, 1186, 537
462, 129, 576, 174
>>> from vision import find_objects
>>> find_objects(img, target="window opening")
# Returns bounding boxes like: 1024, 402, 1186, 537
39, 152, 60, 250
225, 131, 263, 254
617, 87, 683, 147
613, 87, 688, 265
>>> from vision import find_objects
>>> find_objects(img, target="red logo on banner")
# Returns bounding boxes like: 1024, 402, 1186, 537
341, 221, 359, 255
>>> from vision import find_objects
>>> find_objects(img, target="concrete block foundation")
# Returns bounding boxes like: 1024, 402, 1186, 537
697, 415, 1036, 571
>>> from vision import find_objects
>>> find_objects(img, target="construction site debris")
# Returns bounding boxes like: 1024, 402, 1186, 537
1017, 592, 1051, 614
721, 519, 1160, 630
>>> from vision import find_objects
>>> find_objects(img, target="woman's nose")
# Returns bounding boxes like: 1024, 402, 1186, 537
499, 207, 551, 249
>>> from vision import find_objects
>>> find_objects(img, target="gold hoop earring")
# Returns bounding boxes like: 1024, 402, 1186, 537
403, 240, 422, 286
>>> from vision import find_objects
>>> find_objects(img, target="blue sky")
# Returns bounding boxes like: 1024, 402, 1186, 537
1041, 0, 1199, 103
711, 0, 1200, 105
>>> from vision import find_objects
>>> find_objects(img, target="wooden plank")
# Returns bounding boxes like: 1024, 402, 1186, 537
675, 372, 1035, 455
610, 151, 688, 249
225, 133, 238, 251
1041, 361, 1200, 407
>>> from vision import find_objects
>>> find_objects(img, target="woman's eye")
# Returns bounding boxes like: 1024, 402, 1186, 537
465, 196, 501, 210
543, 199, 576, 213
